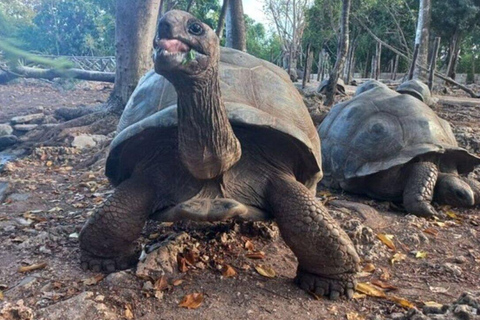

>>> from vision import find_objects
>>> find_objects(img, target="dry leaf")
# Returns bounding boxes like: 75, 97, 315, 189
380, 269, 391, 281
177, 255, 188, 273
0, 291, 3, 301
445, 210, 460, 220
371, 280, 398, 291
18, 262, 47, 273
178, 293, 204, 309
125, 304, 134, 319
352, 292, 367, 299
346, 312, 365, 320
184, 249, 199, 265
377, 234, 396, 251
356, 272, 374, 278
390, 253, 407, 265
255, 265, 276, 278
355, 282, 386, 298
222, 265, 237, 278
429, 286, 448, 293
244, 240, 255, 251
423, 228, 439, 236
424, 301, 443, 308
172, 279, 184, 286
433, 221, 446, 228
388, 296, 415, 309
415, 251, 428, 259
246, 251, 265, 259
82, 274, 105, 286
154, 276, 169, 291
362, 263, 376, 272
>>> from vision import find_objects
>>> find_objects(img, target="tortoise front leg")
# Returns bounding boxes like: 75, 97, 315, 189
79, 176, 155, 272
403, 162, 438, 217
267, 175, 360, 300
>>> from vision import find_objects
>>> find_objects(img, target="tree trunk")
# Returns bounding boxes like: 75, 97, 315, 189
225, 0, 246, 51
428, 37, 440, 89
375, 42, 382, 80
306, 48, 313, 82
446, 29, 461, 80
110, 0, 161, 113
408, 44, 420, 80
392, 54, 399, 80
216, 0, 229, 38
302, 43, 311, 89
324, 0, 351, 106
371, 55, 375, 78
413, 0, 431, 80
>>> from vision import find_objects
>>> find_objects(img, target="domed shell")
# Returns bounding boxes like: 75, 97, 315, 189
107, 47, 322, 190
354, 79, 388, 96
397, 79, 433, 106
317, 78, 346, 95
319, 83, 480, 182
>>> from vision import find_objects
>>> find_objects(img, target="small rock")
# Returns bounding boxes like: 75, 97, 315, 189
0, 181, 9, 202
453, 304, 474, 320
454, 256, 468, 264
0, 135, 19, 151
444, 262, 462, 276
35, 291, 116, 320
13, 124, 38, 131
0, 123, 13, 135
71, 134, 96, 149
0, 299, 34, 320
7, 193, 31, 202
11, 113, 45, 124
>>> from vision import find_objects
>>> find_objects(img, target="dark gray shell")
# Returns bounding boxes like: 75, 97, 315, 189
317, 78, 346, 94
319, 83, 480, 183
354, 79, 388, 96
107, 47, 322, 190
397, 79, 433, 106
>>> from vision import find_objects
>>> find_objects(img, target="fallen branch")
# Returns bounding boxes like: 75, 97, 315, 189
0, 65, 115, 84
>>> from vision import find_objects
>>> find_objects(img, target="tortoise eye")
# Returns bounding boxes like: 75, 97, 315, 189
188, 22, 204, 35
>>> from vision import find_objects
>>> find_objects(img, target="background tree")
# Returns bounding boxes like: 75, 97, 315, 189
225, 0, 246, 50
412, 0, 431, 80
324, 0, 350, 106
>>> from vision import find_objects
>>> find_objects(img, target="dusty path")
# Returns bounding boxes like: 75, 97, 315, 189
0, 79, 479, 320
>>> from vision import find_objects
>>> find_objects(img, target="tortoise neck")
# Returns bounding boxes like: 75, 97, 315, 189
176, 67, 241, 180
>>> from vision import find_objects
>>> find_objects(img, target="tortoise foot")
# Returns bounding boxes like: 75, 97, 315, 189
295, 269, 356, 300
80, 246, 140, 273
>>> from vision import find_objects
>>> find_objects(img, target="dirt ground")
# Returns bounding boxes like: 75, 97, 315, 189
0, 78, 479, 320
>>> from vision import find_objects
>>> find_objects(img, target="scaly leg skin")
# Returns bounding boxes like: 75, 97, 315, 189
267, 175, 360, 300
403, 162, 438, 217
79, 176, 155, 272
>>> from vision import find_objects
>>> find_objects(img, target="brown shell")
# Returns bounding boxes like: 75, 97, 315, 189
108, 47, 322, 189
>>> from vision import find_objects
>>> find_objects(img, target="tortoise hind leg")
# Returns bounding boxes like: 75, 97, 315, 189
267, 175, 360, 300
79, 176, 155, 272
403, 162, 438, 217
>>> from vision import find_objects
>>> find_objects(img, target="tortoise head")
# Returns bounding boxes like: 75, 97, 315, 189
153, 10, 219, 82
434, 173, 475, 207
396, 80, 432, 105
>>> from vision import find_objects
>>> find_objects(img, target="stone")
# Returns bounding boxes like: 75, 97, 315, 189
35, 291, 116, 320
0, 123, 13, 136
444, 262, 462, 276
7, 193, 31, 202
0, 299, 34, 320
453, 304, 473, 320
0, 181, 9, 202
13, 124, 38, 132
0, 135, 19, 151
11, 113, 45, 124
71, 134, 96, 149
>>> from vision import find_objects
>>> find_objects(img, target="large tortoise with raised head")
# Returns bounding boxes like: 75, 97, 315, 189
79, 10, 359, 299
319, 79, 480, 217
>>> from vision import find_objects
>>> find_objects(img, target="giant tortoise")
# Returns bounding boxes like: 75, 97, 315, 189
319, 80, 480, 217
79, 10, 359, 299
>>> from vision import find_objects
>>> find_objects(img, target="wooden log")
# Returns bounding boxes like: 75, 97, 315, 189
0, 66, 115, 84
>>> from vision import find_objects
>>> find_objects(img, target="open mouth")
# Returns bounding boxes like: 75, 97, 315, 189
155, 39, 204, 66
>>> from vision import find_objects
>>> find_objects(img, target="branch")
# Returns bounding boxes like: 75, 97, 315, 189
0, 66, 115, 84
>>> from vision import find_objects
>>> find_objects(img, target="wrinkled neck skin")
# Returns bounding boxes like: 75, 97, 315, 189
175, 67, 241, 180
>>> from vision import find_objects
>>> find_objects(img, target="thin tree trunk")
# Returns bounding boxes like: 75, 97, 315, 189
216, 0, 229, 38
413, 0, 431, 80
408, 44, 420, 80
371, 55, 376, 78
375, 42, 382, 80
225, 0, 246, 51
428, 37, 440, 90
306, 47, 313, 82
302, 43, 311, 89
392, 54, 399, 80
186, 0, 194, 12
363, 52, 369, 78
324, 0, 351, 106
317, 52, 322, 81
111, 0, 161, 113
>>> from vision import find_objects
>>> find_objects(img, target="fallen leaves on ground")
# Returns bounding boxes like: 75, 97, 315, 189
255, 265, 276, 278
222, 265, 237, 278
246, 251, 265, 259
346, 312, 366, 320
390, 253, 407, 265
177, 255, 188, 273
423, 301, 443, 308
244, 240, 255, 251
18, 262, 47, 273
423, 228, 439, 236
377, 234, 396, 251
371, 280, 398, 291
154, 276, 169, 291
387, 296, 415, 309
415, 251, 428, 259
356, 283, 415, 309
172, 279, 183, 286
82, 274, 105, 286
362, 263, 375, 272
125, 304, 134, 319
178, 293, 204, 309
